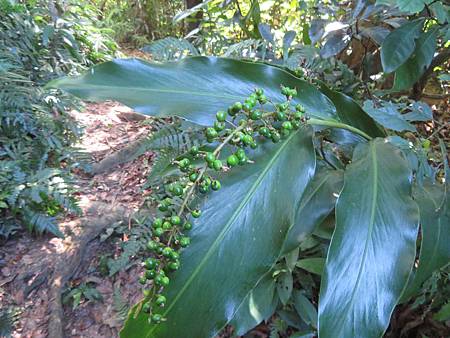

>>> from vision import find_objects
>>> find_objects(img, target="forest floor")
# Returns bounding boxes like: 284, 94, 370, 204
1, 101, 156, 337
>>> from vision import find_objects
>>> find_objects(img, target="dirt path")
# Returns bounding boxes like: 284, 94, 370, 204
0, 102, 154, 337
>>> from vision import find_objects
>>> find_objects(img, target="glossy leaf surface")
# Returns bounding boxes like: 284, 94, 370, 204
381, 19, 424, 73
121, 127, 316, 338
319, 139, 419, 338
48, 57, 336, 125
401, 182, 450, 301
283, 169, 343, 254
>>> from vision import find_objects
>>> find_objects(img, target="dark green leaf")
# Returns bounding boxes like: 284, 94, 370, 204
296, 258, 325, 276
319, 139, 419, 338
401, 182, 450, 301
393, 28, 439, 91
396, 0, 433, 14
48, 57, 337, 125
434, 302, 450, 322
283, 169, 343, 254
294, 291, 318, 328
363, 100, 416, 132
320, 29, 351, 58
319, 83, 385, 137
121, 127, 316, 338
381, 19, 424, 73
277, 272, 294, 305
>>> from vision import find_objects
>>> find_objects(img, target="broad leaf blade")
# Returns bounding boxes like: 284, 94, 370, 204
381, 19, 424, 73
401, 182, 450, 301
48, 57, 337, 125
282, 168, 343, 254
318, 139, 419, 338
393, 28, 439, 91
121, 127, 316, 338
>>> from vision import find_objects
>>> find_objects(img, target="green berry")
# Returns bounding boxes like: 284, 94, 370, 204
213, 159, 222, 171
162, 221, 172, 230
180, 237, 190, 247
216, 111, 227, 122
250, 142, 257, 149
250, 110, 262, 120
289, 88, 297, 97
158, 204, 168, 212
282, 121, 293, 130
242, 134, 254, 146
206, 127, 218, 139
199, 184, 209, 194
259, 126, 270, 137
172, 184, 183, 196
189, 146, 199, 155
295, 104, 305, 112
205, 152, 215, 163
170, 215, 181, 225
258, 95, 268, 104
191, 209, 201, 218
271, 131, 281, 143
189, 172, 198, 182
168, 261, 180, 270
170, 251, 180, 260
155, 295, 166, 306
281, 128, 290, 138
143, 289, 151, 297
227, 154, 239, 167
151, 314, 162, 324
232, 102, 243, 112
147, 240, 159, 251
292, 120, 301, 129
211, 180, 221, 191
143, 302, 151, 313
144, 258, 159, 270
178, 158, 190, 168
276, 111, 286, 121
235, 148, 246, 160
255, 88, 264, 96
145, 270, 156, 279
422, 139, 431, 149
139, 276, 147, 285
183, 222, 193, 231
162, 247, 173, 257
153, 218, 163, 228
161, 276, 170, 287
214, 121, 225, 132
154, 227, 164, 237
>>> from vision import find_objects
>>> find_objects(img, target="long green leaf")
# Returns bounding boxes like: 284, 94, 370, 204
401, 181, 450, 301
318, 139, 419, 338
48, 57, 337, 126
393, 28, 439, 91
381, 19, 424, 73
282, 168, 343, 254
121, 127, 316, 338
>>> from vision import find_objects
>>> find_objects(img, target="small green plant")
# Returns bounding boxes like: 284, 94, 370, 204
63, 282, 103, 310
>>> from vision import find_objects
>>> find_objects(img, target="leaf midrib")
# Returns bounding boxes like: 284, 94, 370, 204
146, 131, 298, 338
52, 83, 243, 100
335, 142, 378, 335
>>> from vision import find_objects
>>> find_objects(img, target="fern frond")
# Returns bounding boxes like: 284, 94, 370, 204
141, 37, 199, 61
23, 210, 64, 238
113, 287, 129, 323
145, 148, 181, 188
0, 308, 17, 338
224, 39, 264, 58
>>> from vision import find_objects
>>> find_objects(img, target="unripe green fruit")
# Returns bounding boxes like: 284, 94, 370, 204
171, 184, 183, 196
170, 215, 181, 225
168, 261, 180, 270
211, 180, 221, 191
199, 184, 209, 194
281, 128, 291, 138
292, 120, 300, 129
151, 314, 162, 323
183, 222, 193, 230
295, 104, 305, 112
145, 269, 156, 279
189, 146, 199, 155
153, 218, 163, 228
282, 121, 293, 130
143, 302, 151, 313
143, 289, 151, 297
277, 102, 289, 111
276, 111, 286, 121
162, 247, 173, 257
216, 110, 227, 122
213, 159, 223, 171
147, 240, 159, 251
179, 158, 190, 168
422, 139, 431, 149
144, 258, 159, 270
250, 110, 262, 120
158, 204, 168, 212
250, 142, 257, 149
170, 251, 180, 260
242, 134, 254, 146
161, 276, 170, 287
281, 86, 290, 96
154, 227, 164, 237
189, 172, 198, 182
139, 276, 147, 285
271, 131, 281, 143
162, 221, 172, 230
227, 154, 239, 167
206, 127, 218, 139
259, 127, 270, 137
202, 177, 211, 186
191, 209, 201, 218
258, 95, 268, 104
235, 148, 246, 160
255, 88, 264, 96
214, 121, 226, 132
180, 237, 191, 247
155, 295, 166, 306
205, 152, 215, 163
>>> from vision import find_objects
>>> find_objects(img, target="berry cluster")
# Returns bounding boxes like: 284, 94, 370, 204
138, 86, 307, 324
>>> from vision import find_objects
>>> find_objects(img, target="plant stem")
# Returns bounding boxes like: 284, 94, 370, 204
307, 118, 373, 141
